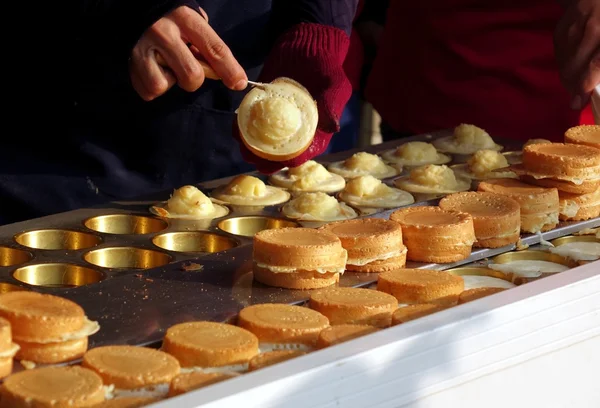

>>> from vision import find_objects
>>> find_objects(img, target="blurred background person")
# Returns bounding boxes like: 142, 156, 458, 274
360, 0, 598, 143
0, 0, 359, 225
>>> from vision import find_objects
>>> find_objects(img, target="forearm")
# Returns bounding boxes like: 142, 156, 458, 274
270, 0, 359, 38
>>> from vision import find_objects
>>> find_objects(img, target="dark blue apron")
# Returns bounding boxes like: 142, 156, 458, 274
0, 0, 272, 225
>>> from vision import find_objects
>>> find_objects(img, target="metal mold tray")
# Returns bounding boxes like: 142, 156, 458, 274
0, 129, 597, 352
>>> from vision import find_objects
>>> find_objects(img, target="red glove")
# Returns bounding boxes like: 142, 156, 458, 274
234, 23, 353, 174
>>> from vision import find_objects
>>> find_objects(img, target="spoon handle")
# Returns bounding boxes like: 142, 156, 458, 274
592, 85, 600, 125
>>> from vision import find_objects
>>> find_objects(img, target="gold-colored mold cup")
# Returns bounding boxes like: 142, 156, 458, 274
152, 232, 238, 253
217, 216, 299, 237
15, 229, 102, 250
84, 214, 168, 235
13, 263, 104, 288
551, 235, 600, 266
0, 246, 32, 267
84, 247, 173, 269
550, 235, 599, 246
490, 250, 577, 285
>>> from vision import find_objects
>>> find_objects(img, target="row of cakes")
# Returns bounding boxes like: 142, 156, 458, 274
0, 268, 534, 407
143, 123, 519, 224
1, 235, 596, 407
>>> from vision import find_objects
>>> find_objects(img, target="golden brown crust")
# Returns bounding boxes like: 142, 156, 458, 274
477, 178, 559, 214
477, 178, 559, 233
162, 322, 258, 368
0, 292, 85, 342
345, 251, 407, 273
316, 324, 379, 349
377, 269, 464, 306
522, 142, 600, 178
319, 218, 404, 259
1, 366, 105, 408
248, 350, 307, 371
309, 287, 398, 328
237, 304, 329, 346
391, 304, 446, 325
253, 265, 339, 290
0, 317, 12, 351
439, 192, 521, 248
82, 346, 180, 390
16, 337, 88, 364
253, 228, 346, 270
458, 287, 507, 304
474, 233, 521, 249
240, 134, 313, 162
390, 206, 475, 263
0, 356, 13, 379
519, 174, 599, 194
559, 188, 600, 221
564, 125, 600, 149
168, 371, 238, 397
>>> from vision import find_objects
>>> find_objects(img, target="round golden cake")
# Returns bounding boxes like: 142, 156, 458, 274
82, 346, 180, 390
389, 206, 475, 263
253, 228, 346, 272
0, 366, 105, 408
521, 143, 600, 179
316, 324, 380, 349
391, 304, 446, 325
309, 287, 398, 328
162, 321, 259, 368
16, 337, 88, 364
252, 227, 347, 289
319, 218, 406, 272
377, 269, 464, 306
458, 287, 507, 304
168, 371, 238, 397
248, 350, 307, 371
564, 125, 600, 149
252, 267, 340, 290
237, 303, 329, 348
438, 191, 521, 248
0, 291, 85, 341
477, 178, 559, 233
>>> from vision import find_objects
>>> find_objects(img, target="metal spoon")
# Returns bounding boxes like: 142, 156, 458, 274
155, 52, 265, 89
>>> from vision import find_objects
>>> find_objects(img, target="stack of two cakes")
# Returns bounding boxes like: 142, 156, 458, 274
510, 139, 600, 222
252, 219, 408, 289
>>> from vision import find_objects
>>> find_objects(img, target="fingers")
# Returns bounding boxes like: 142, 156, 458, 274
129, 51, 177, 101
582, 48, 600, 95
155, 44, 206, 92
555, 1, 600, 109
175, 8, 247, 90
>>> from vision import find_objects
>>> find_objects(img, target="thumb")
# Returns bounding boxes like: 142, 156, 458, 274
317, 104, 341, 134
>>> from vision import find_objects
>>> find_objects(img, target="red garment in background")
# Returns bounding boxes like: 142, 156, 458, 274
343, 0, 365, 91
365, 1, 581, 142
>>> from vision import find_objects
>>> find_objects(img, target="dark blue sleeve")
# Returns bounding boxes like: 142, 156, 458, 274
270, 0, 360, 37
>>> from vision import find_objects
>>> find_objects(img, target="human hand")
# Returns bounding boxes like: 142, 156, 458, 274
555, 0, 600, 109
233, 23, 353, 174
129, 5, 247, 101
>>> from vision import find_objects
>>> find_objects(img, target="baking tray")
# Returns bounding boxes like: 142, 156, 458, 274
0, 129, 598, 351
